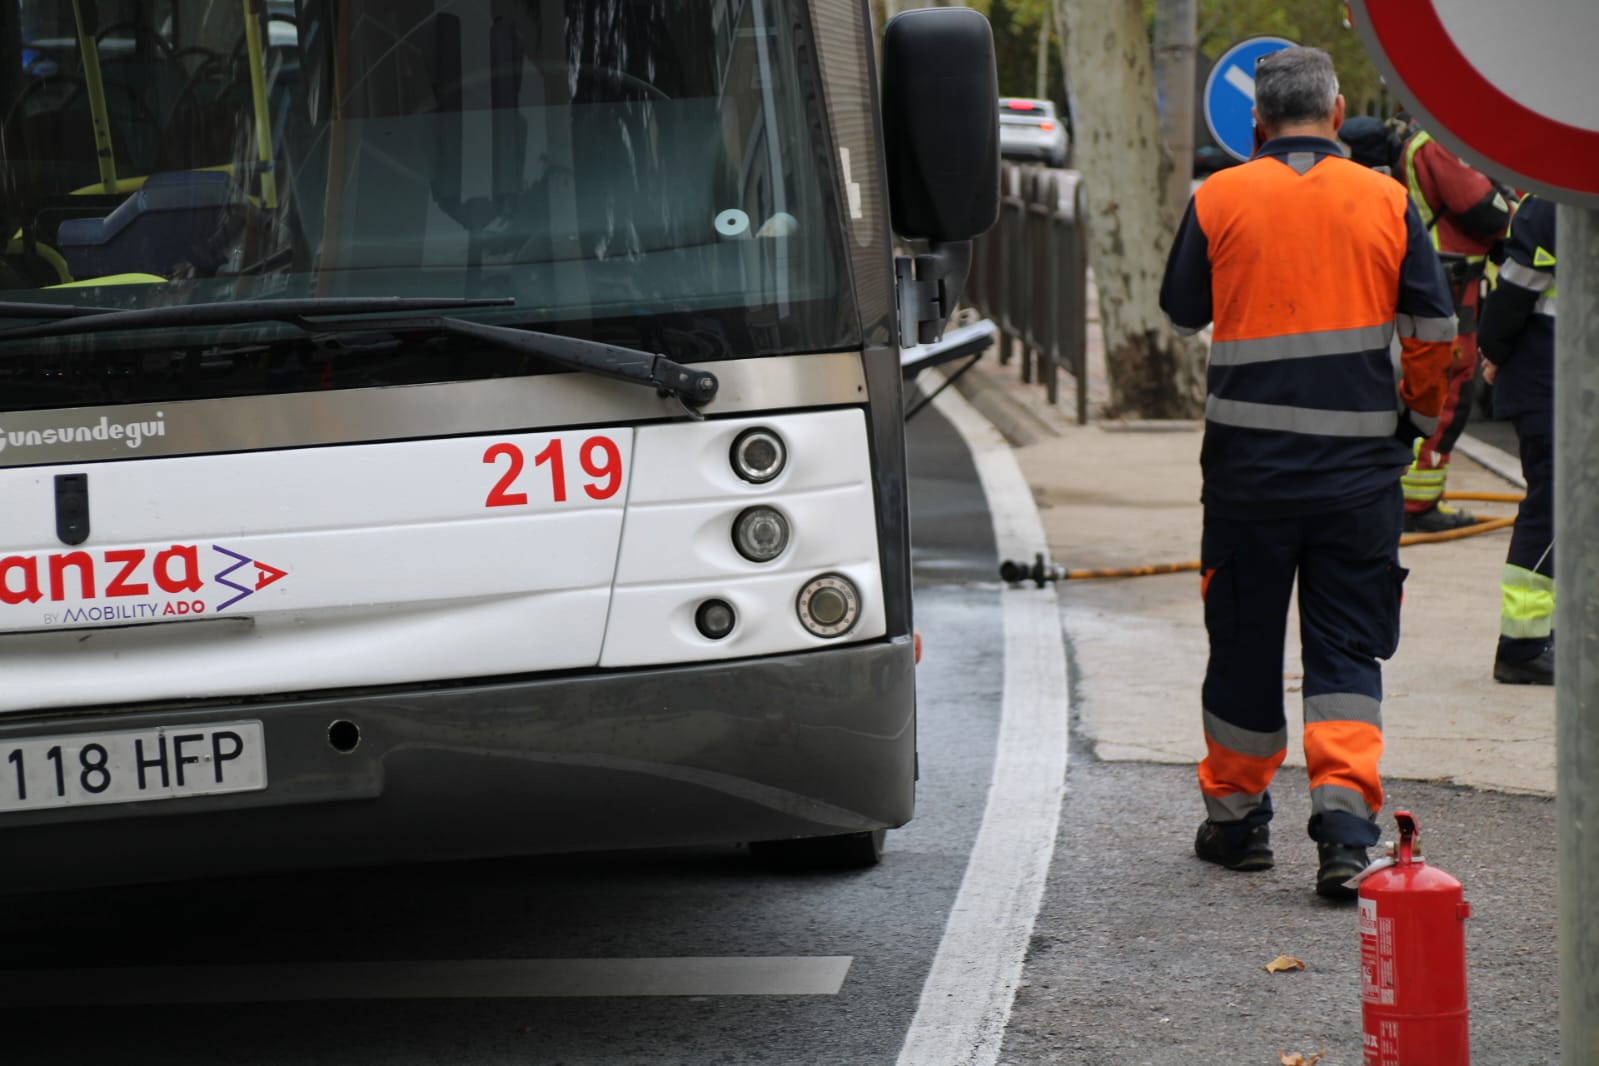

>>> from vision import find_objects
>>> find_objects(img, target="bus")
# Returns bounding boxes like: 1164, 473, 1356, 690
0, 0, 999, 890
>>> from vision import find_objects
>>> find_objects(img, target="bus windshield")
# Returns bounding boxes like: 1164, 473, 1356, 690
0, 0, 857, 409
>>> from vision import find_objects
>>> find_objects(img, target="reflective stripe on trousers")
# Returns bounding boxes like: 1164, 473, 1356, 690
1502, 563, 1555, 640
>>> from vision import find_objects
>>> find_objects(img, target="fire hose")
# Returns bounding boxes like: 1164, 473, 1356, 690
999, 490, 1525, 586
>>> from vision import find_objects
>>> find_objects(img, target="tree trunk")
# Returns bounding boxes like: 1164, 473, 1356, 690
1035, 11, 1049, 99
1152, 0, 1196, 221
1054, 0, 1206, 418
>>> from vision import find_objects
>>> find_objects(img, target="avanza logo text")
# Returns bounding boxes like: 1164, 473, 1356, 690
0, 544, 288, 613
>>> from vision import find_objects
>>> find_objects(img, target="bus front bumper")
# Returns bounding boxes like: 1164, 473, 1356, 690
0, 638, 916, 892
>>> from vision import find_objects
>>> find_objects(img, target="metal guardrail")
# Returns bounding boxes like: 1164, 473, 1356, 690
966, 164, 1090, 424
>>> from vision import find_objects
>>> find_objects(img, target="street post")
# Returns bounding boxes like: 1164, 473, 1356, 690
1556, 202, 1599, 1061
1348, 3, 1599, 1056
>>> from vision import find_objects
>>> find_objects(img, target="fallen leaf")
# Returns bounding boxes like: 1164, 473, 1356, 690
1264, 954, 1306, 974
1279, 1050, 1327, 1065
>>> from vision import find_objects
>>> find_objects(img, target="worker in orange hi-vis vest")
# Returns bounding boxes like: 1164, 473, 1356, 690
1161, 50, 1455, 902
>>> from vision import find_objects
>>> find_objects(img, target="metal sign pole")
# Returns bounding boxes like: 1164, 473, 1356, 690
1557, 203, 1599, 1062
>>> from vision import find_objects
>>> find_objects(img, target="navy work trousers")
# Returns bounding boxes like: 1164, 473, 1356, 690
1500, 410, 1554, 658
1507, 411, 1554, 577
1200, 483, 1405, 848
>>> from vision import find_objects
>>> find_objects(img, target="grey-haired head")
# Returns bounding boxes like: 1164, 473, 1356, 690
1254, 47, 1342, 136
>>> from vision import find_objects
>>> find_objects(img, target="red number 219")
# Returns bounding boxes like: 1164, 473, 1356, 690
483, 436, 623, 507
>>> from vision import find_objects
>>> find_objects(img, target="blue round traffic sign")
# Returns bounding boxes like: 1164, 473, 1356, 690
1203, 37, 1297, 162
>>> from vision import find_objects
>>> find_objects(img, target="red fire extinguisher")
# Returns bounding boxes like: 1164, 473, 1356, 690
1358, 810, 1472, 1065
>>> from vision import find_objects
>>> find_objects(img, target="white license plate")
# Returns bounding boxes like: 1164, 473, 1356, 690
1, 722, 266, 813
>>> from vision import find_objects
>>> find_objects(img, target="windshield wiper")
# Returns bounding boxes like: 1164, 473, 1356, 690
310, 315, 721, 412
0, 296, 515, 339
0, 296, 720, 411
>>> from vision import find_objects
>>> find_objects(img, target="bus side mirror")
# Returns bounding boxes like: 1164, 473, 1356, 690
881, 8, 999, 244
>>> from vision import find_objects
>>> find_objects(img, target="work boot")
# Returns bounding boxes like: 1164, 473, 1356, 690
1194, 820, 1273, 871
1403, 501, 1477, 533
1495, 644, 1555, 685
1315, 842, 1369, 901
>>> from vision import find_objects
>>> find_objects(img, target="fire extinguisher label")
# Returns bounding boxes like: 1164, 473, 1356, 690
1359, 898, 1399, 1006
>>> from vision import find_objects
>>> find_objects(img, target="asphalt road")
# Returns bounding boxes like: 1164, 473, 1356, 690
0, 405, 1013, 1066
3, 398, 1555, 1066
1001, 761, 1557, 1065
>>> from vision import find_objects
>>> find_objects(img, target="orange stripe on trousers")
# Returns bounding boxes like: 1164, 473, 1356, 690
1198, 736, 1286, 799
1305, 719, 1384, 813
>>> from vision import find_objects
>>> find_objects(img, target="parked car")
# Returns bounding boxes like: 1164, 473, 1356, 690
998, 97, 1068, 168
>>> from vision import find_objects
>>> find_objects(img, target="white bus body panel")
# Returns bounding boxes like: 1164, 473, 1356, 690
0, 410, 883, 714
601, 412, 884, 666
0, 430, 631, 713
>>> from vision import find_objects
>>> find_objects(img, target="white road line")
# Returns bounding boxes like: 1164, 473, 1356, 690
0, 956, 853, 1005
898, 374, 1070, 1066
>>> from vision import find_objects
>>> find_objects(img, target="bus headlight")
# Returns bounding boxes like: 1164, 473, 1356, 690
796, 574, 860, 638
733, 506, 790, 562
730, 428, 786, 484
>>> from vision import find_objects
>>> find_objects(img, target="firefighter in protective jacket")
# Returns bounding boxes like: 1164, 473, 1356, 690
1478, 195, 1556, 685
1392, 120, 1511, 531
1161, 48, 1456, 901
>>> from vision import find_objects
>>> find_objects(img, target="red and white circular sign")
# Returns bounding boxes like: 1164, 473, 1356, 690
1349, 0, 1599, 207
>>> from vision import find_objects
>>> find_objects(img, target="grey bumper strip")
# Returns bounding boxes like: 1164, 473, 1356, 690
0, 956, 855, 1004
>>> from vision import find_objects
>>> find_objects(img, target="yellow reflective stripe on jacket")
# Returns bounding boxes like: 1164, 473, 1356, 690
1403, 131, 1438, 240
1401, 131, 1488, 264
1501, 564, 1555, 639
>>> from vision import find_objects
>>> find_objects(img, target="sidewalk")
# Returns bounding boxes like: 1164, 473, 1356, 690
947, 306, 1556, 797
